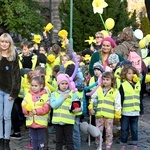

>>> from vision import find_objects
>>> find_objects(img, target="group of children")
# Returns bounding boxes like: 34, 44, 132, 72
6, 30, 147, 150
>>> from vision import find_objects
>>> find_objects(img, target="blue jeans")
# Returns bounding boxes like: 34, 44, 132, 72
73, 116, 81, 150
0, 90, 14, 139
121, 115, 138, 145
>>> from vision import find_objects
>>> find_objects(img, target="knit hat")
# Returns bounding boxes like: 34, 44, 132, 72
57, 73, 70, 85
93, 62, 104, 72
120, 60, 132, 67
108, 53, 119, 64
101, 37, 116, 48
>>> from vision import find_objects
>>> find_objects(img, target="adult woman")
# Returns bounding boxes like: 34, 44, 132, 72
0, 33, 21, 145
89, 37, 124, 76
115, 27, 141, 59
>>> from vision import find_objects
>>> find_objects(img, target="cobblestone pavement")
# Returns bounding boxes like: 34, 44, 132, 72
3, 96, 150, 150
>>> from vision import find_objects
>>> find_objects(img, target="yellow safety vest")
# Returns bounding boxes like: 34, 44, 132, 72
52, 91, 75, 125
18, 53, 37, 70
18, 76, 24, 98
96, 87, 118, 119
89, 76, 96, 90
25, 93, 49, 126
114, 67, 122, 89
122, 81, 140, 113
75, 91, 83, 116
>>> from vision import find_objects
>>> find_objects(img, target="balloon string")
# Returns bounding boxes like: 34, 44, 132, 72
99, 14, 108, 32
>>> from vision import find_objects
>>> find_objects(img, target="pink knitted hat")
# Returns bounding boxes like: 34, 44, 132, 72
57, 74, 70, 85
101, 37, 116, 48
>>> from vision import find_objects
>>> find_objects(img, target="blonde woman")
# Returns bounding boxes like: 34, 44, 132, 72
0, 33, 21, 145
89, 37, 124, 76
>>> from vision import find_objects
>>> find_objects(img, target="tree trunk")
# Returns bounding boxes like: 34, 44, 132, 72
145, 0, 150, 20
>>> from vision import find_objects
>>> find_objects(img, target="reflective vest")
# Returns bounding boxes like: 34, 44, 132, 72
122, 81, 140, 113
96, 87, 118, 119
114, 67, 122, 89
18, 53, 37, 70
18, 77, 24, 98
89, 76, 96, 90
75, 91, 83, 116
25, 93, 49, 126
52, 92, 75, 124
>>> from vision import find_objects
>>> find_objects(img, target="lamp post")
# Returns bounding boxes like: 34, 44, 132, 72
69, 0, 73, 48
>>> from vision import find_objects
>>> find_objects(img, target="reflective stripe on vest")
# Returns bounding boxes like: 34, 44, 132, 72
25, 93, 49, 126
52, 91, 75, 124
96, 87, 117, 119
122, 81, 140, 112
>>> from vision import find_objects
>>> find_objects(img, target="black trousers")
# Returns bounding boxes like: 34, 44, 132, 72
55, 124, 74, 150
11, 97, 24, 133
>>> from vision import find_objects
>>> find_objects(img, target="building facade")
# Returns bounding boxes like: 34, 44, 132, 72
35, 0, 62, 43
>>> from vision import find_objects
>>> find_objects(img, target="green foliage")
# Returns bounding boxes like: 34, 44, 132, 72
140, 16, 150, 36
59, 0, 138, 52
0, 0, 47, 39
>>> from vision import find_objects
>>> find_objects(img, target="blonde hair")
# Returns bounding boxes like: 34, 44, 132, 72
95, 31, 104, 38
0, 33, 16, 61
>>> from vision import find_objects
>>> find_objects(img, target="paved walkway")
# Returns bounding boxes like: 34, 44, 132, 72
4, 96, 150, 149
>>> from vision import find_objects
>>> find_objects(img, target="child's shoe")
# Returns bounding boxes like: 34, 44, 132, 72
121, 145, 127, 150
24, 142, 33, 149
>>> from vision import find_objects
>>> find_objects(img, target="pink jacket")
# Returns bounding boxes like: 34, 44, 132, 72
22, 88, 50, 128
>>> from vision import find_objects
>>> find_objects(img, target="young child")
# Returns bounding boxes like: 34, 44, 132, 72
119, 65, 141, 150
22, 75, 50, 150
89, 72, 121, 150
50, 73, 78, 150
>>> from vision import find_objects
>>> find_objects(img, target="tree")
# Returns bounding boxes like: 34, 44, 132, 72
59, 0, 138, 52
140, 16, 150, 36
0, 0, 47, 38
145, 0, 150, 21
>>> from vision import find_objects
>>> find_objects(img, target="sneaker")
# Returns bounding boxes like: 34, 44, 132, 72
132, 145, 138, 150
10, 133, 21, 140
24, 142, 33, 149
121, 145, 127, 150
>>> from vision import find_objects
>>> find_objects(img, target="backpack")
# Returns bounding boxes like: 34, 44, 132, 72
122, 43, 142, 73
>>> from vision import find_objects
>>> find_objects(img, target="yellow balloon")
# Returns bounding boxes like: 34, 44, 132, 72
139, 39, 146, 49
146, 34, 150, 42
105, 18, 115, 30
101, 30, 109, 37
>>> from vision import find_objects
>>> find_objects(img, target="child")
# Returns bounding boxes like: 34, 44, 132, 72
89, 72, 121, 150
50, 73, 78, 150
119, 65, 141, 150
19, 41, 38, 76
22, 75, 50, 150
